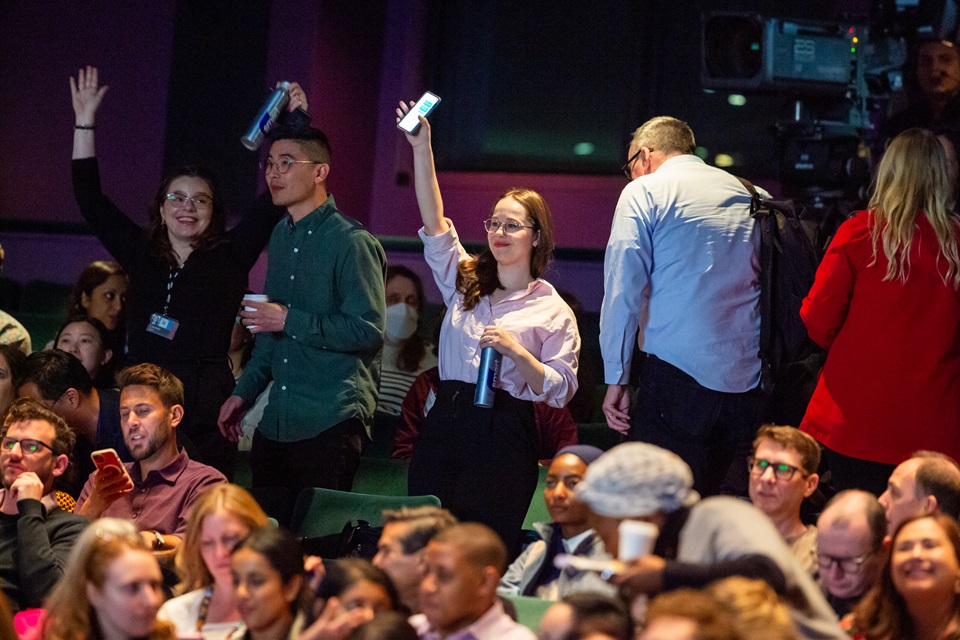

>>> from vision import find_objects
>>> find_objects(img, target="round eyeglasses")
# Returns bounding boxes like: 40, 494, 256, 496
260, 158, 323, 175
484, 219, 536, 235
165, 193, 213, 209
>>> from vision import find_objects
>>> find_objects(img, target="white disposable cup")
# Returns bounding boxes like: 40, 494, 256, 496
242, 293, 270, 312
618, 519, 659, 561
242, 294, 269, 330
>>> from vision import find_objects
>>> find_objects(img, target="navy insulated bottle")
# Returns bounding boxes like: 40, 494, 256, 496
241, 82, 291, 150
474, 347, 502, 407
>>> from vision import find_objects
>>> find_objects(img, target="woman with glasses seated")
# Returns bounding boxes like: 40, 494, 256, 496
395, 99, 580, 557
69, 66, 306, 477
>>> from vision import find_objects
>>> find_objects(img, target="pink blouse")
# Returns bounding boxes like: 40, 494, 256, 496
419, 221, 580, 408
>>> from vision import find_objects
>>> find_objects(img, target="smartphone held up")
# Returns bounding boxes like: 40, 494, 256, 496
398, 91, 441, 134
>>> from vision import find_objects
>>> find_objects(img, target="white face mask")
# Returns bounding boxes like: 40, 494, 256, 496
384, 302, 419, 343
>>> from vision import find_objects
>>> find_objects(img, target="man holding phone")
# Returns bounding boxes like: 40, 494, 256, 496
0, 398, 88, 611
76, 363, 225, 555
218, 124, 385, 516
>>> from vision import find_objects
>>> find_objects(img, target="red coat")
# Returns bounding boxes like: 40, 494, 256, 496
799, 210, 960, 464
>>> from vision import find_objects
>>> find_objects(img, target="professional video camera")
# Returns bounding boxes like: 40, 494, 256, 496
700, 1, 958, 209
701, 12, 907, 207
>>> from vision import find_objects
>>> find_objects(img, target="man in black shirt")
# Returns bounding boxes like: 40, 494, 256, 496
17, 350, 129, 498
0, 398, 88, 611
884, 38, 960, 137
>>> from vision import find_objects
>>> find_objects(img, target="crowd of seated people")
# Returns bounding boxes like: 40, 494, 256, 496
2, 52, 960, 640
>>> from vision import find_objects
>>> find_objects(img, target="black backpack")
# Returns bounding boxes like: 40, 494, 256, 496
736, 178, 826, 394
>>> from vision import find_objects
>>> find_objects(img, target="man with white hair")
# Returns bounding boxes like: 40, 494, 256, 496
575, 442, 845, 640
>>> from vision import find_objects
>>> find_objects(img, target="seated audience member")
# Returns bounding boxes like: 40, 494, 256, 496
0, 399, 88, 611
707, 576, 797, 640
345, 611, 418, 640
393, 366, 577, 463
499, 445, 615, 599
230, 526, 309, 640
848, 513, 960, 640
372, 505, 457, 614
75, 363, 226, 555
18, 349, 130, 498
538, 592, 633, 640
574, 443, 845, 640
410, 523, 536, 640
159, 483, 268, 640
748, 426, 821, 578
879, 450, 960, 536
816, 490, 887, 617
42, 517, 173, 640
642, 589, 740, 640
54, 315, 115, 388
378, 266, 437, 416
305, 558, 400, 638
0, 345, 25, 421
0, 244, 31, 356
65, 259, 128, 354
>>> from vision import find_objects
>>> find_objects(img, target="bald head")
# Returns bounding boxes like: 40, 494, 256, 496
817, 490, 887, 602
819, 490, 885, 548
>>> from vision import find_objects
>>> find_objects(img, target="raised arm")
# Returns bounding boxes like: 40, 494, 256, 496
397, 101, 449, 236
70, 66, 109, 160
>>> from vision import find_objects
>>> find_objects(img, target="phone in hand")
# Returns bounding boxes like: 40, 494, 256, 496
398, 91, 441, 134
90, 448, 132, 485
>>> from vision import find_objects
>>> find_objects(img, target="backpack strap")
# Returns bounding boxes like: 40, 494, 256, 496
736, 175, 774, 394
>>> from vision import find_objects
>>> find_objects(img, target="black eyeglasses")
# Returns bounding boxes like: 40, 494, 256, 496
817, 550, 877, 574
260, 158, 323, 175
747, 457, 808, 481
1, 438, 54, 455
621, 148, 643, 179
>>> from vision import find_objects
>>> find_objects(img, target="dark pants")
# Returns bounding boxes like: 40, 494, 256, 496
629, 354, 766, 497
169, 362, 237, 479
822, 446, 895, 497
408, 381, 538, 558
252, 418, 366, 525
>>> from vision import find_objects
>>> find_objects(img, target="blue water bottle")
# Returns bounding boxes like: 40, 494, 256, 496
241, 82, 291, 150
475, 347, 502, 408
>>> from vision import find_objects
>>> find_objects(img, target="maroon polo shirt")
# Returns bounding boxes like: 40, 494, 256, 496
76, 448, 226, 536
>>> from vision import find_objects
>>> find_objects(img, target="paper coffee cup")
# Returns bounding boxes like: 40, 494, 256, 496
242, 293, 269, 312
618, 519, 659, 561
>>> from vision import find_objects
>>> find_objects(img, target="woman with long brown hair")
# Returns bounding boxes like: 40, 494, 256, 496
396, 100, 580, 556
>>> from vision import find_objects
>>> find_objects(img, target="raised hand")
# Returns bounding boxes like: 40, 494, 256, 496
70, 65, 109, 125
396, 100, 431, 149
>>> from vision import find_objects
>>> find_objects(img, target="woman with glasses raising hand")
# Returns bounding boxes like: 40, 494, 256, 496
396, 99, 580, 557
69, 66, 306, 478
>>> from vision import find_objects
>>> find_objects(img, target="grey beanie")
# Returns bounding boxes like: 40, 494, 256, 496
574, 442, 696, 517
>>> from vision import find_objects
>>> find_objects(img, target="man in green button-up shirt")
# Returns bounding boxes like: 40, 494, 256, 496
219, 125, 385, 501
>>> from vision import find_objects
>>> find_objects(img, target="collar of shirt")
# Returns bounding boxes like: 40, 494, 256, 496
411, 601, 525, 640
283, 194, 337, 231
129, 448, 191, 486
564, 529, 595, 553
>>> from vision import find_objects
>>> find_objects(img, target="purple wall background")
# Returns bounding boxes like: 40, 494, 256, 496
0, 1, 650, 313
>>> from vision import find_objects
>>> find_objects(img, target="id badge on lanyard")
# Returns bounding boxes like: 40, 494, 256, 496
147, 264, 183, 340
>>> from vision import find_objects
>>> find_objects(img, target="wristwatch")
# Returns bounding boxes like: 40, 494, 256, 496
152, 530, 165, 550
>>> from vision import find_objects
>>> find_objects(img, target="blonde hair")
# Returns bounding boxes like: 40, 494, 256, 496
868, 128, 960, 288
42, 518, 175, 640
707, 577, 797, 640
175, 484, 268, 593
